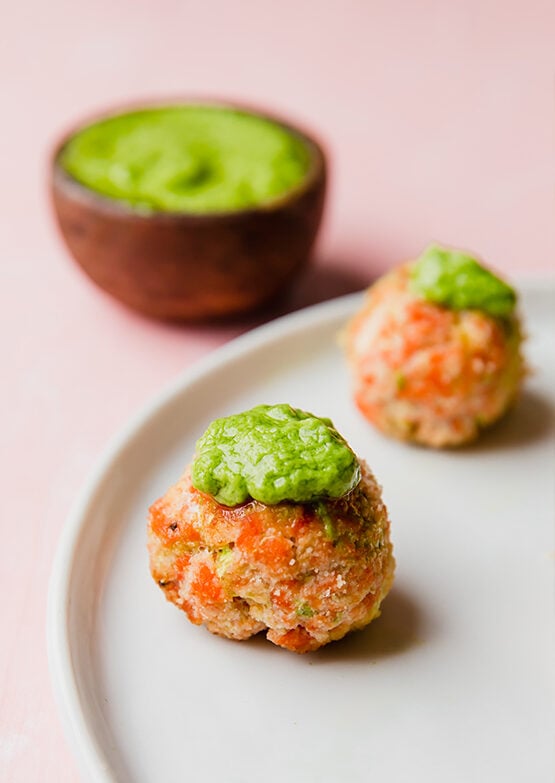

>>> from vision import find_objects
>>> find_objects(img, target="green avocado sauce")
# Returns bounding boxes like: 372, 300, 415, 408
409, 244, 516, 318
59, 105, 312, 213
191, 404, 361, 507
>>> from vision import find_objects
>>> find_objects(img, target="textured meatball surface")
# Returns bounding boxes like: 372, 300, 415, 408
345, 265, 523, 447
148, 461, 394, 653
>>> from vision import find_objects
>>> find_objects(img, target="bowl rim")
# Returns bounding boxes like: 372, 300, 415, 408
50, 97, 327, 223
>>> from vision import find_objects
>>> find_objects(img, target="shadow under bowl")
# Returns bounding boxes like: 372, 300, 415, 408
50, 102, 327, 321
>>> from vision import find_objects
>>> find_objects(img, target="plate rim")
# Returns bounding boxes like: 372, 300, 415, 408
46, 279, 555, 783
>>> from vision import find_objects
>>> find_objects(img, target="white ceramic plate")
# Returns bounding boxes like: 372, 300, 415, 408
48, 283, 555, 783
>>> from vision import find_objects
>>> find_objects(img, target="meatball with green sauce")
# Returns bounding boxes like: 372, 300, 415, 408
147, 404, 395, 653
344, 245, 524, 447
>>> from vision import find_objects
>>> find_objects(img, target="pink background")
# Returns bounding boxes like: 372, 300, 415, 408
1, 1, 553, 780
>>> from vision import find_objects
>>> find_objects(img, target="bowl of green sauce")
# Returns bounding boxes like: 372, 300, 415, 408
51, 102, 327, 320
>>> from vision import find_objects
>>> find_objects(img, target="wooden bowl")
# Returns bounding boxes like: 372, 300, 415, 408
50, 103, 327, 321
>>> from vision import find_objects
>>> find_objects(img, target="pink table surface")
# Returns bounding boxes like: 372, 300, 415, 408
1, 1, 554, 780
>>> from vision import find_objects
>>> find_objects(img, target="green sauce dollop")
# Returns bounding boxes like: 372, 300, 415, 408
409, 244, 516, 318
191, 404, 361, 507
59, 106, 311, 213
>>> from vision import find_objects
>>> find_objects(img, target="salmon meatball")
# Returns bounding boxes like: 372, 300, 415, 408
344, 247, 524, 447
148, 461, 394, 653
